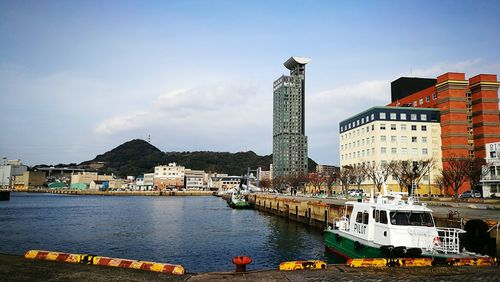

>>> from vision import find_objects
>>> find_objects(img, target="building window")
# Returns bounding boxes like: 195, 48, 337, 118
411, 125, 417, 131
380, 136, 386, 142
412, 136, 417, 143
390, 113, 396, 120
419, 98, 423, 105
380, 112, 386, 119
381, 147, 387, 154
433, 93, 438, 100
401, 124, 407, 131
412, 148, 418, 155
426, 96, 430, 102
391, 148, 397, 155
371, 113, 375, 120
421, 125, 427, 131
400, 113, 407, 120
411, 114, 417, 120
391, 136, 397, 143
371, 136, 375, 144
421, 114, 427, 121
390, 124, 396, 130
366, 126, 370, 132
361, 117, 365, 124
380, 124, 386, 130
422, 148, 428, 155
401, 136, 407, 143
413, 101, 417, 107
372, 124, 375, 130
422, 137, 427, 143
401, 148, 408, 155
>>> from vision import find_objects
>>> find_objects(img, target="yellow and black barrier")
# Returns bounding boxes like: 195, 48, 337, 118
446, 257, 498, 267
347, 258, 433, 267
279, 260, 327, 271
24, 250, 185, 275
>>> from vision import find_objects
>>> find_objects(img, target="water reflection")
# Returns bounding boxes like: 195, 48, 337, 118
0, 193, 336, 272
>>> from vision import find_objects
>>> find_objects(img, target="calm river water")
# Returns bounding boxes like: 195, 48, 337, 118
0, 193, 338, 272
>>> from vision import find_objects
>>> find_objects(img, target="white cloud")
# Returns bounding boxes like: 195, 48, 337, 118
404, 58, 500, 78
305, 79, 390, 165
95, 81, 273, 153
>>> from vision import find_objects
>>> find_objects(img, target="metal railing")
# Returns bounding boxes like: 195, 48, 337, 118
435, 227, 466, 254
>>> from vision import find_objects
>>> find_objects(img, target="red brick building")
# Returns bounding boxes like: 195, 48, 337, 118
387, 72, 500, 194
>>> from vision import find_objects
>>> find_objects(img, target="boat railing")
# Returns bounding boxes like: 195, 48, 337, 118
435, 227, 466, 254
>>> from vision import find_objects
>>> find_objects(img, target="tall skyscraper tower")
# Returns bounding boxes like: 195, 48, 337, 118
273, 56, 310, 178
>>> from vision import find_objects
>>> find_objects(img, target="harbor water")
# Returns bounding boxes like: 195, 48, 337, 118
0, 193, 338, 272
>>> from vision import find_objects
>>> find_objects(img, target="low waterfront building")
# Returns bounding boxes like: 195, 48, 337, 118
210, 174, 240, 191
481, 141, 500, 197
316, 164, 339, 176
13, 171, 46, 190
185, 169, 204, 190
70, 172, 113, 187
89, 180, 106, 190
154, 163, 185, 190
339, 106, 442, 194
0, 159, 27, 189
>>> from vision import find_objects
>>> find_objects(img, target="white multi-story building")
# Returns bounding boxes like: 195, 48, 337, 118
154, 163, 185, 189
184, 169, 204, 190
481, 142, 500, 197
339, 106, 442, 194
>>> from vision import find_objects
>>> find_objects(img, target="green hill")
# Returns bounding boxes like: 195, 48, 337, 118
80, 139, 317, 177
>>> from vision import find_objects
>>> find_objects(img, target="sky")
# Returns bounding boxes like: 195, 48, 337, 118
1, 0, 500, 166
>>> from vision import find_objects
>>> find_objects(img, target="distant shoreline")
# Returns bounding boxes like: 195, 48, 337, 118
15, 189, 215, 197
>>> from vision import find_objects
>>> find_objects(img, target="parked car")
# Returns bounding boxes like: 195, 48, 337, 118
459, 190, 481, 198
349, 189, 367, 197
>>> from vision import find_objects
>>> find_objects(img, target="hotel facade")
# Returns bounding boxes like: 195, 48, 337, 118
273, 57, 310, 178
339, 106, 442, 193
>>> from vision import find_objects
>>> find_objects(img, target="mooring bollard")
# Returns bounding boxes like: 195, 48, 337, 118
232, 256, 252, 272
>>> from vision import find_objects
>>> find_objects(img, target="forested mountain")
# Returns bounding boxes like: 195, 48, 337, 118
80, 139, 317, 177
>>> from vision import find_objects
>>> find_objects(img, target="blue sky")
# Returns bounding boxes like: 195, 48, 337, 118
1, 0, 500, 166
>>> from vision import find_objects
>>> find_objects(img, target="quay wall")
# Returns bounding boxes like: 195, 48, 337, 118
248, 194, 500, 256
22, 189, 215, 196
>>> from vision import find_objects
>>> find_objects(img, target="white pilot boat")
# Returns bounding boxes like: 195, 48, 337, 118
324, 179, 479, 260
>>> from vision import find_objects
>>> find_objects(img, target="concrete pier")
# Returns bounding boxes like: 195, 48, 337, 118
22, 189, 215, 196
0, 253, 498, 281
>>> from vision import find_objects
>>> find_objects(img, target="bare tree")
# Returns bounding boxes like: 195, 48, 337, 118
259, 178, 271, 191
308, 172, 324, 195
391, 159, 433, 196
351, 164, 367, 191
272, 175, 286, 193
286, 172, 307, 194
365, 161, 396, 192
339, 165, 354, 197
441, 156, 470, 199
324, 170, 337, 196
465, 158, 488, 194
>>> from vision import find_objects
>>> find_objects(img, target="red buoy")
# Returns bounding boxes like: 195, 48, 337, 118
232, 256, 252, 272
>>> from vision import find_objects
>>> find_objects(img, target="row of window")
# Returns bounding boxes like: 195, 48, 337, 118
340, 112, 431, 132
341, 136, 429, 150
340, 124, 429, 140
341, 147, 429, 160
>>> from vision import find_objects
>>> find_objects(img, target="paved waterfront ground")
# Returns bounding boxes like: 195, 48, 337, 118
1, 254, 499, 282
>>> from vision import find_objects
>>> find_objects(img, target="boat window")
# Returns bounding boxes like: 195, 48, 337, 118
363, 212, 369, 224
375, 210, 380, 222
379, 210, 388, 224
356, 212, 363, 223
372, 209, 376, 219
389, 211, 434, 227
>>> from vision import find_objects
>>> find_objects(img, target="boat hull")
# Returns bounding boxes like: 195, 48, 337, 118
324, 230, 383, 259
